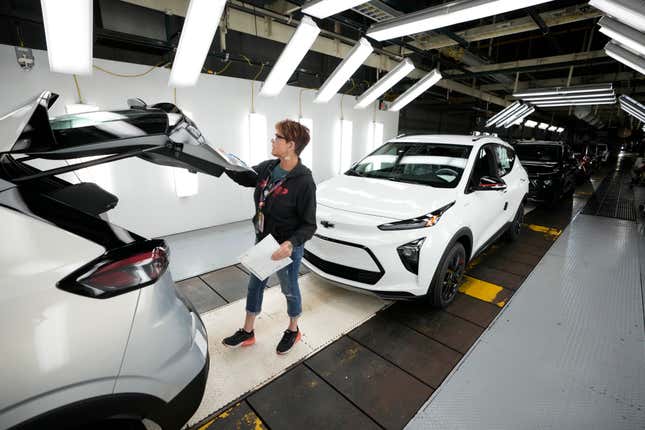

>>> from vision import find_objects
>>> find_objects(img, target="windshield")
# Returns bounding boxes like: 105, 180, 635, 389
348, 142, 472, 188
516, 145, 561, 162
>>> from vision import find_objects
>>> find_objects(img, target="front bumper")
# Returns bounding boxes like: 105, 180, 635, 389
303, 231, 437, 298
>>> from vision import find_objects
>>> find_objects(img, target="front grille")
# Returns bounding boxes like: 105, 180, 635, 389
304, 248, 384, 285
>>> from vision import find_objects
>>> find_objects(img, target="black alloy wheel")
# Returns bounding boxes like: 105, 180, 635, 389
430, 242, 466, 308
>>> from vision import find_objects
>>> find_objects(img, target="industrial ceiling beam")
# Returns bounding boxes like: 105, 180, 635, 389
121, 0, 510, 107
481, 71, 645, 91
403, 4, 601, 52
445, 50, 607, 76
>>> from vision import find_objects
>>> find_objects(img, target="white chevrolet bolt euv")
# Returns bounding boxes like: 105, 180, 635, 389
303, 135, 529, 307
0, 92, 250, 430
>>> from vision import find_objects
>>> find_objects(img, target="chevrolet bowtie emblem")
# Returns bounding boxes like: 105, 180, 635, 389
321, 220, 335, 228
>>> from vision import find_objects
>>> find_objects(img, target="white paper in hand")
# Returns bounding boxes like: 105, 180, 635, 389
239, 235, 292, 281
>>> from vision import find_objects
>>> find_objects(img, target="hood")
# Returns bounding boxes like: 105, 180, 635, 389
520, 161, 559, 176
317, 174, 457, 220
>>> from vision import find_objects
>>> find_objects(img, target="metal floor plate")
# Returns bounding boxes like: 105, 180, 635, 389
406, 215, 645, 430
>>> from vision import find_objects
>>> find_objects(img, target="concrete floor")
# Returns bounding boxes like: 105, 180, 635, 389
159, 163, 645, 430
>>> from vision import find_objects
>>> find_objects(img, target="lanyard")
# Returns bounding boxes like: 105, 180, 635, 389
259, 177, 286, 210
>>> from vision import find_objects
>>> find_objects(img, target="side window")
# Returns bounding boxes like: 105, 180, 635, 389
494, 145, 515, 176
471, 145, 498, 184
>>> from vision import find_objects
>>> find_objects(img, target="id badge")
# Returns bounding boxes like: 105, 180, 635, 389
256, 211, 265, 233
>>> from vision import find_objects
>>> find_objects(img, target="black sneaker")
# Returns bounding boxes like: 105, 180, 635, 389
276, 328, 302, 355
222, 329, 255, 348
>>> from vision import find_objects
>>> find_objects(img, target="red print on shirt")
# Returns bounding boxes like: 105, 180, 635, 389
273, 186, 289, 196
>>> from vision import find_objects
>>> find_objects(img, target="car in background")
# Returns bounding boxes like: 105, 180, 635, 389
514, 141, 577, 206
0, 91, 248, 430
303, 135, 528, 308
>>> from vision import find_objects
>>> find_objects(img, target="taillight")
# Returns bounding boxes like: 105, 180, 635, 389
58, 240, 169, 299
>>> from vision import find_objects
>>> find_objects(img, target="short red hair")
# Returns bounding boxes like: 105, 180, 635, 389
276, 119, 310, 155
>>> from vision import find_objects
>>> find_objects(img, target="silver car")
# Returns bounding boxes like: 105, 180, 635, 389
0, 92, 247, 430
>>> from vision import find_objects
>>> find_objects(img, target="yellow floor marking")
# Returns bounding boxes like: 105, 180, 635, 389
459, 276, 509, 308
197, 402, 267, 430
526, 224, 562, 238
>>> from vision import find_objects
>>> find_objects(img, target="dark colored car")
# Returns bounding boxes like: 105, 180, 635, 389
515, 141, 577, 206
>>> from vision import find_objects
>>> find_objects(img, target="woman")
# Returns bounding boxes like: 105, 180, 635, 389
222, 119, 316, 354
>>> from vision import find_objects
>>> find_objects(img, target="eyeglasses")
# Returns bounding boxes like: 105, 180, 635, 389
272, 133, 287, 142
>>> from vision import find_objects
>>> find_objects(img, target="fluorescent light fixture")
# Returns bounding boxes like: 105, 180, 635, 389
174, 168, 199, 197
598, 17, 645, 57
514, 83, 613, 98
65, 104, 99, 114
260, 17, 320, 97
168, 0, 226, 87
605, 41, 645, 75
366, 0, 554, 41
485, 101, 521, 127
297, 117, 314, 168
620, 104, 645, 122
533, 96, 617, 105
314, 38, 373, 103
524, 120, 538, 128
354, 58, 415, 110
556, 127, 565, 133
388, 69, 442, 112
548, 126, 557, 131
538, 122, 549, 129
368, 121, 384, 152
248, 113, 268, 166
497, 104, 531, 128
339, 119, 353, 174
589, 0, 645, 33
487, 102, 527, 128
504, 118, 523, 128
41, 0, 93, 74
535, 99, 617, 107
521, 92, 616, 102
514, 106, 536, 123
302, 0, 368, 19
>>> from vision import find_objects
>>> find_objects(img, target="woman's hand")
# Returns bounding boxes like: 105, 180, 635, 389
271, 241, 293, 261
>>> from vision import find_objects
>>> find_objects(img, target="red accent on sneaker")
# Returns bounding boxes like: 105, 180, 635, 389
241, 337, 256, 347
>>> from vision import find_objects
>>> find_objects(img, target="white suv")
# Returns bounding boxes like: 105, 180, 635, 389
303, 134, 528, 307
0, 92, 249, 430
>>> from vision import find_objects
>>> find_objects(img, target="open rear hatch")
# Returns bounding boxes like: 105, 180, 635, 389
1, 90, 252, 180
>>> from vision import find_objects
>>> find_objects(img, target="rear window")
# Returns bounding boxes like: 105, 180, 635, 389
516, 145, 561, 162
348, 142, 472, 188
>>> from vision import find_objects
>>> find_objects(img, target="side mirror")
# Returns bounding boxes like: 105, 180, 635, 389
472, 176, 507, 191
127, 98, 147, 109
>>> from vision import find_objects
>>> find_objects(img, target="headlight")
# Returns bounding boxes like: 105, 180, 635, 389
397, 238, 425, 274
378, 201, 455, 231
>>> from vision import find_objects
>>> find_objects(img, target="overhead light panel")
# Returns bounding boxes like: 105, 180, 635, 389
260, 16, 320, 97
524, 120, 538, 128
619, 95, 645, 121
302, 0, 369, 19
514, 83, 613, 98
604, 41, 645, 75
538, 122, 549, 130
589, 0, 645, 33
535, 99, 617, 107
41, 0, 93, 74
169, 0, 227, 87
497, 104, 532, 128
366, 0, 554, 41
548, 125, 557, 131
598, 17, 645, 57
534, 96, 617, 105
521, 92, 616, 102
354, 58, 415, 110
485, 101, 521, 127
314, 38, 373, 103
388, 69, 442, 112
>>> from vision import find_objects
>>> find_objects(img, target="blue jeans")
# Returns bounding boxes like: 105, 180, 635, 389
245, 244, 304, 318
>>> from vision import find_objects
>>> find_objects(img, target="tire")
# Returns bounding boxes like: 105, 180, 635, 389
504, 202, 524, 242
429, 242, 466, 308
